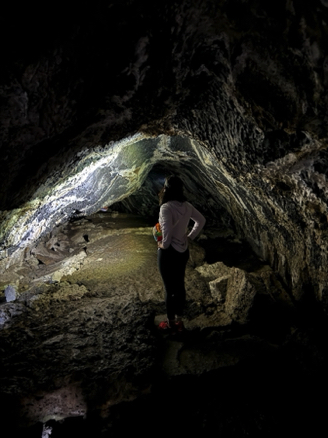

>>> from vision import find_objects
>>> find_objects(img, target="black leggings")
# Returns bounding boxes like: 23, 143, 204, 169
157, 245, 189, 320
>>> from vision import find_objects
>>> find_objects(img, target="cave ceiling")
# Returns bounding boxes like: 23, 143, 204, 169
1, 0, 328, 306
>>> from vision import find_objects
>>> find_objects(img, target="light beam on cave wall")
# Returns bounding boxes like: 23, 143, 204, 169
0, 133, 249, 269
0, 133, 151, 259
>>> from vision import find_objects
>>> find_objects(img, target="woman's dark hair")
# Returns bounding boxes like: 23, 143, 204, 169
159, 175, 186, 205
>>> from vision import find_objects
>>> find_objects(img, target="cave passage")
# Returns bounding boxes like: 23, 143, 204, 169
1, 133, 247, 299
1, 135, 328, 438
3, 123, 326, 311
0, 134, 237, 266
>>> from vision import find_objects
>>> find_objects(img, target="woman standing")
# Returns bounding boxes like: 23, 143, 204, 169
157, 175, 206, 332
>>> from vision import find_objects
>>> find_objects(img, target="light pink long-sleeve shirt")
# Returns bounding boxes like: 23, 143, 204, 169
159, 201, 206, 252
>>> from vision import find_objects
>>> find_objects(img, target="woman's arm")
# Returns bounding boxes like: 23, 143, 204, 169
187, 205, 206, 241
158, 204, 173, 249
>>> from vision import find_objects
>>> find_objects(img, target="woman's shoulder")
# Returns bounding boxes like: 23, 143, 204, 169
161, 200, 177, 207
163, 200, 187, 208
160, 202, 173, 213
161, 200, 192, 209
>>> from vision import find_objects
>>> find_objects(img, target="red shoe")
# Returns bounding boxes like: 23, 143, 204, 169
175, 320, 185, 332
158, 320, 177, 334
158, 320, 171, 331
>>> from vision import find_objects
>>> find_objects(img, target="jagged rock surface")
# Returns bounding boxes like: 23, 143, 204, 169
0, 214, 327, 437
0, 211, 324, 436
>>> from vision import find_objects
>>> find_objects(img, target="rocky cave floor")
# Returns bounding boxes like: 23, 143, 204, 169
1, 212, 328, 437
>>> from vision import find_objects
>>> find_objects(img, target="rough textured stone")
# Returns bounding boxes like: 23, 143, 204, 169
4, 284, 17, 302
0, 214, 327, 437
0, 217, 272, 396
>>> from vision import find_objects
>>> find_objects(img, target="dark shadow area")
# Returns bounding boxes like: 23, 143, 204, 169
198, 235, 265, 271
23, 341, 328, 438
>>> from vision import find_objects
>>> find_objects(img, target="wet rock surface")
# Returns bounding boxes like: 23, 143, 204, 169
1, 213, 327, 437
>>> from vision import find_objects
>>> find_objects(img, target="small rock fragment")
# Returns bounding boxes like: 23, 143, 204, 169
4, 284, 17, 302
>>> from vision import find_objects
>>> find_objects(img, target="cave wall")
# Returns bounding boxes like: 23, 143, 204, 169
1, 1, 328, 305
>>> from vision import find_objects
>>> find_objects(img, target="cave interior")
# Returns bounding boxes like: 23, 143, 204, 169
1, 1, 328, 436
